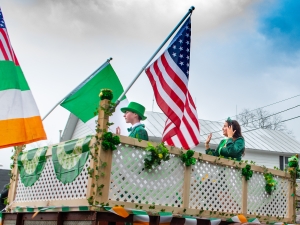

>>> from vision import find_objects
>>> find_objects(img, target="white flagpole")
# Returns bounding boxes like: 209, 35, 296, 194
42, 57, 113, 121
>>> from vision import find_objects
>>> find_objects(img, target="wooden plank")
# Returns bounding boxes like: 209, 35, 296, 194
62, 211, 96, 220
15, 213, 23, 225
22, 212, 58, 220
2, 213, 17, 220
11, 198, 89, 209
183, 166, 192, 209
241, 176, 248, 214
94, 99, 112, 205
119, 136, 291, 179
86, 136, 98, 201
7, 146, 23, 206
57, 212, 64, 225
149, 216, 160, 225
288, 175, 296, 222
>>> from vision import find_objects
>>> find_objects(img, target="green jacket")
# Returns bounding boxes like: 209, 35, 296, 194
205, 137, 245, 161
128, 124, 149, 141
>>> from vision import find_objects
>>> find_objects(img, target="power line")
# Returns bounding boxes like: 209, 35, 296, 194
209, 115, 300, 141
200, 104, 300, 137
215, 94, 300, 122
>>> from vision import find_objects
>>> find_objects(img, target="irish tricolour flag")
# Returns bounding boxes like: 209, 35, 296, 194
60, 62, 129, 135
0, 9, 47, 149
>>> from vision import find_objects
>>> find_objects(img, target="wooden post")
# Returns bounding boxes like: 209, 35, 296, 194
241, 176, 248, 214
7, 145, 23, 208
93, 99, 113, 206
182, 166, 192, 209
288, 170, 296, 222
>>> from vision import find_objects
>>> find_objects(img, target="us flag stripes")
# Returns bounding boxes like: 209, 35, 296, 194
145, 16, 200, 149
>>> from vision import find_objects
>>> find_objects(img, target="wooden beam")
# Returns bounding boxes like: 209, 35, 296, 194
183, 166, 192, 209
94, 99, 113, 205
241, 176, 248, 214
7, 145, 23, 207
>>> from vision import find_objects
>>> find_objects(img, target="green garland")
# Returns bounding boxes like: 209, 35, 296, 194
241, 164, 253, 181
99, 89, 113, 100
101, 132, 120, 151
264, 172, 277, 195
144, 143, 170, 169
180, 150, 196, 166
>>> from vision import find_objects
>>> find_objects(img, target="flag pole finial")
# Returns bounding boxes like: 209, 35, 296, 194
189, 6, 195, 12
107, 57, 113, 62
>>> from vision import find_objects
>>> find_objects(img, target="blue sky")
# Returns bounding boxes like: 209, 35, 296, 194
0, 0, 299, 168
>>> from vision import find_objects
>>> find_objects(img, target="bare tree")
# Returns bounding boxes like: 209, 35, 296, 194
238, 108, 256, 127
238, 108, 293, 135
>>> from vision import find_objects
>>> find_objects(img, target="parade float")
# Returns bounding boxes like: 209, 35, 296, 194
1, 97, 297, 225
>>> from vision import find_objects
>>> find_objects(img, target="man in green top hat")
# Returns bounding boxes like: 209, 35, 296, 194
116, 102, 149, 141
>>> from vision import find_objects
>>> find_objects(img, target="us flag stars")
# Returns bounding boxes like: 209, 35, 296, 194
167, 17, 191, 79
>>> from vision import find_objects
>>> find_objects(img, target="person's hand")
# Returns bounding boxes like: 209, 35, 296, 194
116, 126, 121, 135
227, 125, 236, 138
205, 133, 212, 145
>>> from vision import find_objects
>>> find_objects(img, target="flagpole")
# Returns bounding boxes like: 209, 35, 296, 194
114, 6, 195, 108
42, 57, 113, 121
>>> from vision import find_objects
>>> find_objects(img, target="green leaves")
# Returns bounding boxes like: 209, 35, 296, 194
264, 172, 277, 195
101, 132, 120, 151
180, 150, 196, 167
144, 143, 170, 169
99, 88, 113, 100
241, 164, 253, 181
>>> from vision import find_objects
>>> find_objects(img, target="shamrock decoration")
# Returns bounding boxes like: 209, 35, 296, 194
288, 154, 299, 168
264, 172, 277, 195
101, 132, 120, 151
99, 89, 113, 100
288, 154, 300, 179
180, 150, 196, 167
144, 143, 170, 170
241, 164, 253, 181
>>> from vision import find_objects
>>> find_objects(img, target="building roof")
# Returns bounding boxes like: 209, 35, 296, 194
143, 111, 300, 154
62, 111, 300, 154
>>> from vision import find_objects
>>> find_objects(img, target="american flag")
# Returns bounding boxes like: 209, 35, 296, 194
0, 8, 18, 64
145, 16, 200, 150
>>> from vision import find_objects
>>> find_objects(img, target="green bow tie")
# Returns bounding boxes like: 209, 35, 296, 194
127, 127, 133, 132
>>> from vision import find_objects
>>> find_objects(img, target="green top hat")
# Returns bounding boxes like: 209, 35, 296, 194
120, 102, 147, 120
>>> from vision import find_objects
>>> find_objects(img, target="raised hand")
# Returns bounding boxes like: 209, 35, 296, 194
227, 125, 236, 138
205, 133, 212, 145
116, 126, 121, 135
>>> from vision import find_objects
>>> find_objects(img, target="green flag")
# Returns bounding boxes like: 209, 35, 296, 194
60, 63, 129, 135
61, 63, 125, 122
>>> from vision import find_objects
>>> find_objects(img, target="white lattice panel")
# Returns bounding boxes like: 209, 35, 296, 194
247, 172, 289, 217
14, 157, 90, 202
189, 161, 243, 213
109, 144, 185, 207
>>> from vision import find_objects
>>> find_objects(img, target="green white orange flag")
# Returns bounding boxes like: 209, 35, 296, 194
60, 62, 129, 135
0, 8, 46, 149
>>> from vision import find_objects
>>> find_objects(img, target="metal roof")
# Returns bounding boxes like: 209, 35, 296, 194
62, 111, 300, 154
143, 111, 300, 154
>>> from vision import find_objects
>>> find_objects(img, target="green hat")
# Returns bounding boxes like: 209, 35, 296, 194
120, 102, 147, 120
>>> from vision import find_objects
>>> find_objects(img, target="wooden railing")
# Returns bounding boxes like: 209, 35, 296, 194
7, 99, 296, 224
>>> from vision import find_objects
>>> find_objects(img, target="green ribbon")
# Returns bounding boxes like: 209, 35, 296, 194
218, 139, 227, 155
52, 135, 92, 184
18, 146, 48, 187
